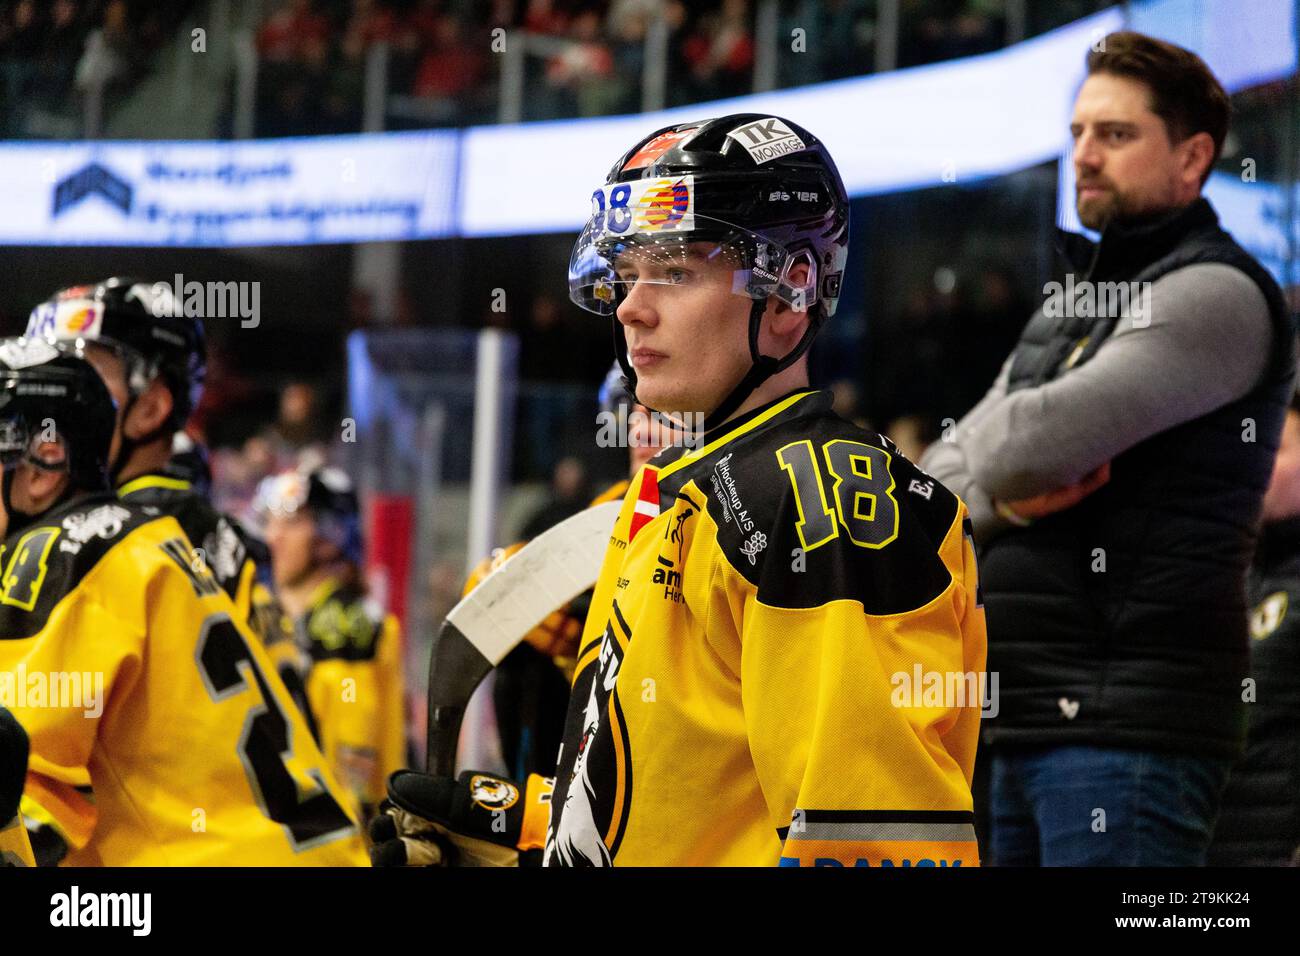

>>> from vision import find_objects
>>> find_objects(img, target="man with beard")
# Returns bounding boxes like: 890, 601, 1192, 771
922, 32, 1296, 866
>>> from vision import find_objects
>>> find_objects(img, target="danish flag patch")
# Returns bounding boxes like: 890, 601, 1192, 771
629, 468, 661, 542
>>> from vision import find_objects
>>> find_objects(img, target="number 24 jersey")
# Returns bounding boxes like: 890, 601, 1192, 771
0, 493, 366, 866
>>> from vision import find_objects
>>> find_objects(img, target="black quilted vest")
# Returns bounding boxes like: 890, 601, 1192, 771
980, 198, 1296, 759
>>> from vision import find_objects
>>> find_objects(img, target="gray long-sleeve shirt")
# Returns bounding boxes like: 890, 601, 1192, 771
920, 262, 1273, 541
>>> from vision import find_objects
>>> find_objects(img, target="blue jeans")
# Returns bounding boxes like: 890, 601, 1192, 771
989, 745, 1232, 866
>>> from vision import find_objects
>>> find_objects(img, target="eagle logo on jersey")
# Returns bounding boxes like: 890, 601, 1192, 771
548, 624, 624, 867
469, 775, 519, 812
653, 500, 695, 603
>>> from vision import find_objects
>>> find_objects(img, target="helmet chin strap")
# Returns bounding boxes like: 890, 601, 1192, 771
613, 295, 823, 436
110, 356, 176, 485
109, 393, 171, 486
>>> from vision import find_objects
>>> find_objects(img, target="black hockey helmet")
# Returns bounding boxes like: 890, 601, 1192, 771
255, 465, 362, 565
26, 277, 206, 433
0, 337, 116, 522
568, 113, 850, 427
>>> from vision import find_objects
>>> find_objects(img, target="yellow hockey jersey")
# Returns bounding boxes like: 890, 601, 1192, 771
117, 473, 264, 639
118, 473, 321, 736
544, 389, 986, 866
0, 493, 367, 866
296, 578, 406, 819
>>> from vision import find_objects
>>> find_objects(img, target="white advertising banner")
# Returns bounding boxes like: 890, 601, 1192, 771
0, 131, 458, 246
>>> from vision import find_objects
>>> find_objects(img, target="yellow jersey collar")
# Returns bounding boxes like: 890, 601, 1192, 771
117, 473, 193, 498
656, 388, 821, 481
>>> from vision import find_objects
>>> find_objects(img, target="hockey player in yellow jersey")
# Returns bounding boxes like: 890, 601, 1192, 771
258, 466, 406, 824
373, 114, 985, 867
28, 279, 268, 641
28, 278, 317, 729
0, 337, 366, 866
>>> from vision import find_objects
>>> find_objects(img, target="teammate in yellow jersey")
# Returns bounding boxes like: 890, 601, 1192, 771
0, 337, 366, 866
374, 114, 985, 867
258, 466, 406, 824
29, 278, 317, 731
593, 358, 691, 503
29, 279, 271, 641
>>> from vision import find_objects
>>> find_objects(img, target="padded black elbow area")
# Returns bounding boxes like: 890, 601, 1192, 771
29, 825, 68, 867
0, 707, 29, 824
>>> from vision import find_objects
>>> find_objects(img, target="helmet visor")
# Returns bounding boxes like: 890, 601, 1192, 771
0, 409, 68, 473
568, 176, 817, 316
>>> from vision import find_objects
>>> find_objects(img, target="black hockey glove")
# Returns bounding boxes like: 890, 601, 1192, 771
368, 770, 553, 867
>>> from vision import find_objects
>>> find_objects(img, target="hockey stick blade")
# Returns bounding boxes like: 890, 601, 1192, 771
426, 499, 621, 776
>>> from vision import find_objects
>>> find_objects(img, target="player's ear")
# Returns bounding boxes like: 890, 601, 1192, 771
767, 260, 813, 339
784, 260, 811, 289
1179, 130, 1215, 190
123, 378, 175, 440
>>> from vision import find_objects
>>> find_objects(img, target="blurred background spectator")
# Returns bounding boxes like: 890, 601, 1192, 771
519, 454, 591, 539
0, 1, 1115, 138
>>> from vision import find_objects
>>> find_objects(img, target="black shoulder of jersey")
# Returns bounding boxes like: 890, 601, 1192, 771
0, 493, 163, 640
303, 581, 386, 663
240, 525, 271, 569
660, 391, 961, 613
120, 477, 256, 597
0, 705, 28, 823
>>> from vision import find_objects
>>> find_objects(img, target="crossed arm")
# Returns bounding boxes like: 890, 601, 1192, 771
921, 263, 1273, 540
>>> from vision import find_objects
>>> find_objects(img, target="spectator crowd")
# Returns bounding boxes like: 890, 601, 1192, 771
0, 0, 1114, 138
